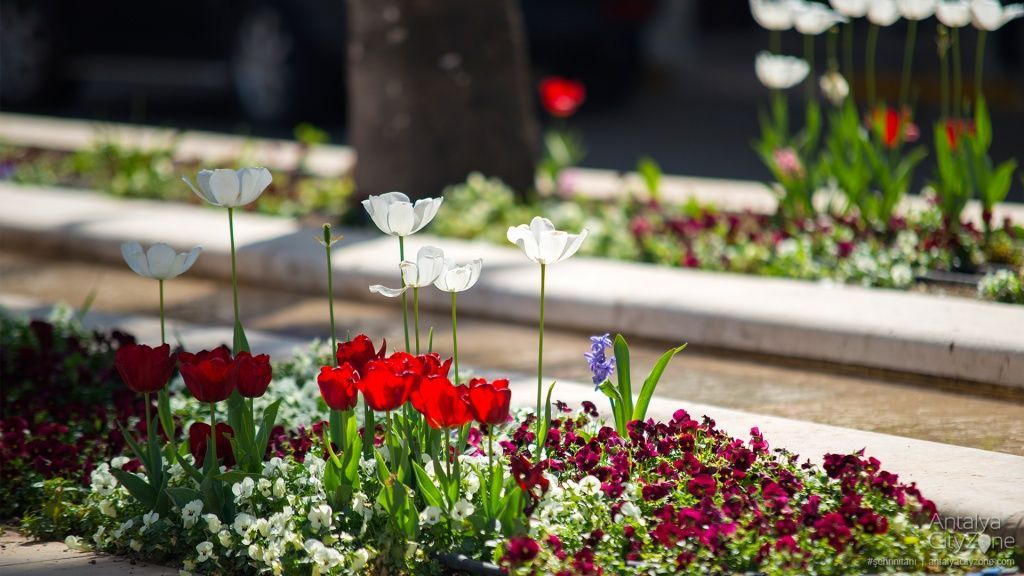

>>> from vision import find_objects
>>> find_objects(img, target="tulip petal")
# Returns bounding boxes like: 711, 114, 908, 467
369, 284, 408, 298
145, 243, 178, 279
386, 202, 416, 237
209, 169, 242, 207
556, 229, 589, 263
507, 224, 540, 263
183, 175, 217, 205
410, 197, 443, 234
238, 167, 272, 206
121, 241, 151, 278
413, 246, 446, 286
180, 246, 202, 275
538, 230, 570, 265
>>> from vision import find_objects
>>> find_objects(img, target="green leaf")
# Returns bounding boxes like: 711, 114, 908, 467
612, 334, 632, 419
216, 471, 263, 484
157, 389, 175, 447
166, 487, 203, 510
633, 344, 687, 422
255, 398, 282, 464
412, 462, 444, 509
537, 380, 557, 454
111, 468, 157, 508
637, 157, 662, 199
117, 420, 149, 470
975, 96, 992, 151
233, 320, 250, 355
598, 381, 625, 435
986, 160, 1018, 208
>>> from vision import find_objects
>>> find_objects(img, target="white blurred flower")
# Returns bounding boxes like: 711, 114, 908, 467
142, 511, 159, 531
869, 0, 903, 24
971, 0, 1024, 29
121, 242, 201, 281
831, 0, 871, 16
419, 506, 443, 525
796, 3, 849, 33
897, 0, 937, 19
65, 535, 91, 552
433, 258, 483, 293
195, 541, 214, 563
232, 477, 255, 503
578, 475, 602, 496
937, 0, 972, 25
820, 71, 851, 105
182, 167, 272, 208
351, 548, 370, 571
99, 499, 117, 518
308, 504, 333, 532
452, 500, 475, 522
218, 530, 233, 548
507, 216, 588, 265
362, 192, 443, 237
233, 513, 255, 536
755, 51, 811, 89
751, 0, 807, 29
370, 246, 446, 297
203, 514, 222, 534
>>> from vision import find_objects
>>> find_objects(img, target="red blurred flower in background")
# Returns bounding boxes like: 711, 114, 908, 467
539, 77, 586, 118
467, 377, 511, 425
179, 346, 235, 403
317, 364, 360, 411
944, 118, 975, 151
417, 376, 472, 429
871, 106, 919, 149
335, 334, 386, 376
114, 343, 175, 394
231, 351, 272, 398
188, 421, 235, 466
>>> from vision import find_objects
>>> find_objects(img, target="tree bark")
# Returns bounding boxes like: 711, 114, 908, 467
346, 0, 539, 200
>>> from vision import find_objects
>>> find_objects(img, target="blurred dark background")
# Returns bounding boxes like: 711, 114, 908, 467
2, 0, 1022, 196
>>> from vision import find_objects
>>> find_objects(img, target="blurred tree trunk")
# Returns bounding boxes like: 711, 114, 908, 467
346, 0, 539, 200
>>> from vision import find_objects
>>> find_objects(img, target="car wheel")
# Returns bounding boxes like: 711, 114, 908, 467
0, 0, 62, 105
231, 5, 298, 123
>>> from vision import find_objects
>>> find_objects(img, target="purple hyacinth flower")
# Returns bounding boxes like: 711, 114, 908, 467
584, 333, 616, 388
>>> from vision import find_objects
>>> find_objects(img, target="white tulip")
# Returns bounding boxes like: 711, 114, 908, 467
506, 217, 588, 266
369, 246, 446, 297
755, 51, 811, 90
750, 0, 807, 30
937, 0, 973, 25
182, 168, 272, 208
121, 241, 201, 280
795, 3, 849, 33
897, 0, 938, 19
869, 0, 903, 24
361, 192, 443, 237
433, 258, 483, 293
971, 0, 1024, 29
830, 0, 871, 17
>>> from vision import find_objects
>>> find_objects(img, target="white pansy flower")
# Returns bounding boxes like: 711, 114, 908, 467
620, 501, 643, 521
195, 541, 214, 563
869, 0, 902, 24
233, 513, 255, 536
218, 530, 233, 548
232, 477, 255, 503
308, 503, 333, 532
181, 499, 204, 529
831, 0, 871, 16
203, 514, 222, 534
110, 456, 130, 470
452, 500, 475, 521
142, 511, 159, 531
182, 167, 272, 208
273, 478, 287, 499
65, 535, 91, 552
419, 506, 443, 525
507, 217, 588, 266
362, 192, 443, 237
795, 2, 849, 33
578, 475, 602, 496
351, 548, 370, 571
433, 258, 483, 293
130, 539, 143, 552
258, 478, 273, 498
121, 242, 201, 281
90, 464, 117, 495
262, 457, 286, 478
464, 472, 481, 495
971, 0, 1024, 29
370, 246, 446, 297
937, 0, 972, 25
755, 52, 811, 90
897, 0, 937, 19
99, 499, 117, 518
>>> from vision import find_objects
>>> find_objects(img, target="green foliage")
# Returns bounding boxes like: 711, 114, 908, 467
597, 334, 686, 436
978, 268, 1024, 304
755, 95, 822, 220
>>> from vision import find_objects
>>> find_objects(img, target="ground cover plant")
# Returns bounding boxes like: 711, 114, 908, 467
2, 169, 1018, 574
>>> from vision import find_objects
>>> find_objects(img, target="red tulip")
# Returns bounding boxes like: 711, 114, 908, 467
317, 364, 359, 411
417, 376, 473, 429
467, 378, 511, 425
114, 343, 175, 394
417, 352, 453, 379
231, 351, 272, 398
189, 421, 235, 467
336, 334, 386, 376
179, 346, 235, 403
357, 360, 415, 412
944, 118, 975, 152
539, 77, 586, 118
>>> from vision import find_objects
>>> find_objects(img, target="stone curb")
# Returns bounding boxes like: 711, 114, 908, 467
2, 183, 1022, 388
3, 297, 1021, 545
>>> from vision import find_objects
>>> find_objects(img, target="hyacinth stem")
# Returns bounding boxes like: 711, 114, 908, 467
867, 23, 879, 107
158, 280, 165, 345
975, 30, 987, 101
325, 237, 337, 362
844, 21, 854, 100
413, 287, 420, 355
399, 236, 410, 353
804, 33, 816, 103
450, 292, 460, 385
952, 27, 963, 118
536, 263, 546, 459
209, 402, 217, 462
899, 19, 918, 110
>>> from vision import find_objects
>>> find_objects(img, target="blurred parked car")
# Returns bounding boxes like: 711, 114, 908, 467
0, 0, 656, 123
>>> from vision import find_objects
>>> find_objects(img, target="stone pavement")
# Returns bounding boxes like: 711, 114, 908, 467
0, 530, 174, 575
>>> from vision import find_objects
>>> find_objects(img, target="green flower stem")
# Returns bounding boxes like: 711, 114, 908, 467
536, 263, 546, 459
940, 27, 950, 118
844, 21, 854, 98
450, 292, 459, 385
209, 402, 217, 462
158, 280, 165, 345
144, 391, 153, 447
804, 33, 816, 103
413, 287, 420, 355
227, 207, 247, 354
325, 239, 337, 360
399, 236, 410, 353
952, 27, 963, 118
899, 19, 918, 109
867, 23, 879, 107
975, 29, 987, 101
770, 29, 781, 55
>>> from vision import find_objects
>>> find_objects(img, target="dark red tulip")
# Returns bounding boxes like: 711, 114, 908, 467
179, 347, 235, 403
467, 378, 511, 425
335, 334, 386, 376
114, 343, 175, 394
231, 351, 272, 398
188, 421, 235, 467
539, 76, 586, 118
357, 360, 414, 412
416, 376, 473, 429
317, 364, 359, 411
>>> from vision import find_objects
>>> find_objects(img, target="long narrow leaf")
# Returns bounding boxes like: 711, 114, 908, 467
613, 334, 632, 419
633, 344, 687, 422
